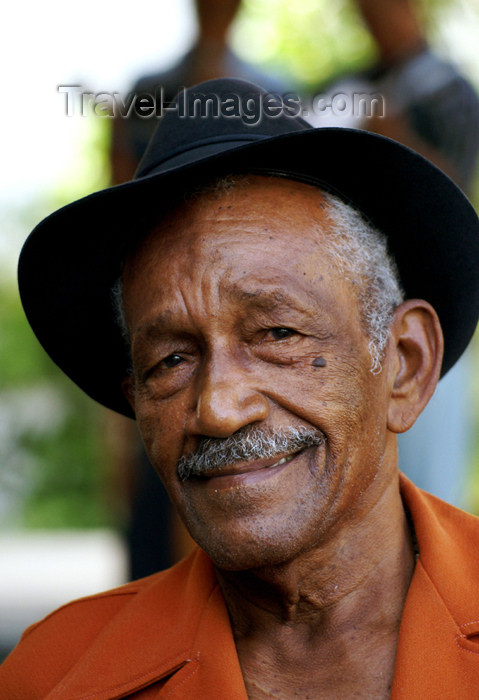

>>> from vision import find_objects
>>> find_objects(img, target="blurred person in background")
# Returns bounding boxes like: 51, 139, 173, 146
110, 0, 479, 581
111, 0, 285, 183
310, 0, 479, 191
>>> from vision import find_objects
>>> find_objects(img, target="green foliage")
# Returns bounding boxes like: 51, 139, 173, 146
0, 115, 112, 530
0, 280, 112, 529
232, 0, 374, 87
50, 113, 111, 206
232, 0, 478, 88
19, 403, 112, 529
0, 289, 49, 388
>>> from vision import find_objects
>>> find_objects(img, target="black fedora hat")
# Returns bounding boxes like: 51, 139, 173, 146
19, 78, 479, 418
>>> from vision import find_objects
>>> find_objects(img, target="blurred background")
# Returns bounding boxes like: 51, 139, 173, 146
1, 0, 479, 659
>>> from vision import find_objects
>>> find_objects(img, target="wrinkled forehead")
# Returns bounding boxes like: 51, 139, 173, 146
123, 174, 334, 271
120, 178, 364, 351
118, 176, 364, 343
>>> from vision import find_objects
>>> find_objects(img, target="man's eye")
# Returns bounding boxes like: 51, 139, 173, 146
162, 353, 184, 369
269, 327, 295, 340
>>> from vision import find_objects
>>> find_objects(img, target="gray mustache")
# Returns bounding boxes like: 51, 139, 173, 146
177, 425, 325, 481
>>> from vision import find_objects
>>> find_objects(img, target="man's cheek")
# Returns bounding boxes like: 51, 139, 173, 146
136, 410, 178, 477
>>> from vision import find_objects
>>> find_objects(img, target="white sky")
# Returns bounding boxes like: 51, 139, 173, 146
0, 0, 195, 208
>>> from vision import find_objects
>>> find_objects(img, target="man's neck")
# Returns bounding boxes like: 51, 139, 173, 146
215, 471, 415, 699
187, 39, 230, 85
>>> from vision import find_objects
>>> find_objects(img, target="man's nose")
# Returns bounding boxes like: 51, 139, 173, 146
191, 355, 270, 437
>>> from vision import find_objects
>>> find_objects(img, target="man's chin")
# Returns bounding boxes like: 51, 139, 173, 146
184, 512, 321, 572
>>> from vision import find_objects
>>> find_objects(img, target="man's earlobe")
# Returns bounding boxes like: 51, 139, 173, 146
121, 375, 136, 414
387, 300, 444, 434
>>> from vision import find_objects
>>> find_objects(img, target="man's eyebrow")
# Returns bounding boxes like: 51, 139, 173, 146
224, 284, 324, 315
228, 287, 289, 308
133, 312, 175, 342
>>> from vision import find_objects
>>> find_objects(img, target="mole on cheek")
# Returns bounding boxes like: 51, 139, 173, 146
312, 357, 327, 368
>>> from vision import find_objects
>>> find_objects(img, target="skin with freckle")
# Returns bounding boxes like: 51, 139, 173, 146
122, 177, 399, 571
312, 357, 327, 367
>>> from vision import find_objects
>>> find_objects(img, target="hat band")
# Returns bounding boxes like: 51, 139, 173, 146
137, 134, 267, 178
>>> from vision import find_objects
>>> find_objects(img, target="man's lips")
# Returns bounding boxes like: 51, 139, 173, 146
187, 449, 305, 489
195, 451, 299, 479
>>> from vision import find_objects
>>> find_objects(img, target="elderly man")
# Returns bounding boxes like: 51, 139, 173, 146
2, 78, 479, 698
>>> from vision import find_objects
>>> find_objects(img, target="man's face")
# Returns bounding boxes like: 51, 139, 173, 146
122, 177, 397, 570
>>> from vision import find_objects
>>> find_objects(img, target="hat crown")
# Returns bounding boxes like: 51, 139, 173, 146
136, 78, 310, 178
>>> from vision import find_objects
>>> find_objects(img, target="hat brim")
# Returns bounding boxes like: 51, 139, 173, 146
19, 127, 479, 417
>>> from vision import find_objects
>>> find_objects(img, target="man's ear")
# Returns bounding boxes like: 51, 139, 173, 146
121, 375, 136, 415
386, 299, 444, 434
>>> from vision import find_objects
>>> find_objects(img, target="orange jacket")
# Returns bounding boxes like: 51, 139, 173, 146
1, 475, 479, 699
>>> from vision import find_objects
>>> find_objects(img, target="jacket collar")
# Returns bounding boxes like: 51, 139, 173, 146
392, 475, 479, 697
400, 473, 479, 625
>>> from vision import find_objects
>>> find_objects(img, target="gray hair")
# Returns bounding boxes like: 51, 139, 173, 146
111, 176, 404, 373
111, 276, 130, 353
318, 191, 404, 372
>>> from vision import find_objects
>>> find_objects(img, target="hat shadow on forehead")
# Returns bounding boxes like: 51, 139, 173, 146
18, 77, 479, 417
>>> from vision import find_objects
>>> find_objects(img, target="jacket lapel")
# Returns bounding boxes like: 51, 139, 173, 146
392, 476, 479, 698
47, 549, 245, 699
158, 585, 248, 699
